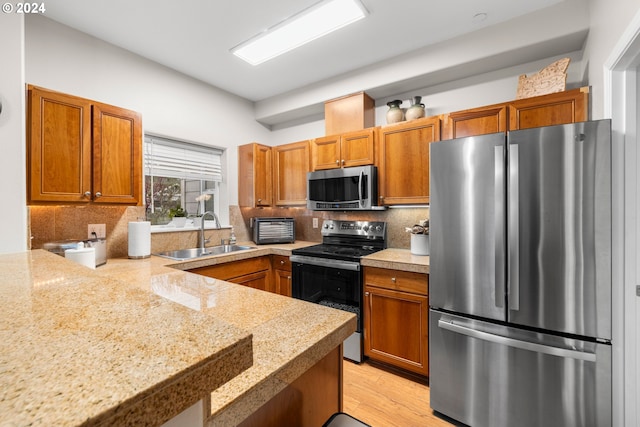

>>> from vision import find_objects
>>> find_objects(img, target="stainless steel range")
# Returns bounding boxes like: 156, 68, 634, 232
290, 219, 387, 362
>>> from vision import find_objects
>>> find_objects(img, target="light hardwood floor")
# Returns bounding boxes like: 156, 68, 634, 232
343, 360, 460, 427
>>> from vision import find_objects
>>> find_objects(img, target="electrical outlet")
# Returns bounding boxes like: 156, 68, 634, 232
313, 218, 319, 228
88, 224, 106, 239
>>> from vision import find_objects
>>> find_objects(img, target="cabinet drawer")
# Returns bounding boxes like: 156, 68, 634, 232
364, 266, 428, 295
271, 255, 291, 271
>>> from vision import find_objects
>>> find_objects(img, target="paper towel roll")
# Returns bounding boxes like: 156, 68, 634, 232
128, 221, 151, 259
65, 245, 96, 269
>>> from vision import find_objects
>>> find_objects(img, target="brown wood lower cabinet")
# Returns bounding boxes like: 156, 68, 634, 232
188, 255, 293, 296
363, 266, 429, 377
188, 256, 271, 292
271, 255, 292, 297
237, 345, 342, 427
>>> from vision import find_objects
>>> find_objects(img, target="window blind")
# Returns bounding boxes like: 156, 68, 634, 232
144, 135, 223, 182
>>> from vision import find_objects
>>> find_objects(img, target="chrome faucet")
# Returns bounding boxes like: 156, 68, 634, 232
199, 211, 221, 250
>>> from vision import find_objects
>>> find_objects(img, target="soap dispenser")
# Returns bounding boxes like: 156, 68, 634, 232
229, 227, 236, 245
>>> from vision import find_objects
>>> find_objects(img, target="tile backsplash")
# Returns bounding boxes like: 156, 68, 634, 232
29, 204, 428, 258
236, 205, 429, 249
29, 205, 145, 258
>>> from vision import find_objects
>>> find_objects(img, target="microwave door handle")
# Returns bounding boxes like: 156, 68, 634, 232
359, 170, 364, 207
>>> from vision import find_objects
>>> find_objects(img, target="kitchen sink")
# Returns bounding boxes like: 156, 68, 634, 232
154, 245, 255, 260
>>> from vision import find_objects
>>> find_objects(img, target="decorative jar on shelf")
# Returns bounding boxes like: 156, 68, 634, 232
386, 100, 405, 124
405, 96, 426, 121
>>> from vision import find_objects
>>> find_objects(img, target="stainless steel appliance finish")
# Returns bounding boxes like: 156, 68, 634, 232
252, 217, 295, 244
291, 219, 387, 363
429, 120, 612, 427
430, 311, 612, 427
307, 165, 385, 211
43, 238, 107, 267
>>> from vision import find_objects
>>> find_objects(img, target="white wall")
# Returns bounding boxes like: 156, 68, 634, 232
269, 52, 586, 145
0, 14, 28, 254
585, 0, 640, 119
24, 15, 273, 221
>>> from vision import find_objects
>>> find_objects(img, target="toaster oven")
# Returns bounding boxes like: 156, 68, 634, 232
252, 217, 295, 245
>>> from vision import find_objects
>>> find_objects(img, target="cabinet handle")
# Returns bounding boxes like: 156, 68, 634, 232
341, 159, 345, 165
84, 191, 91, 197
391, 277, 396, 283
280, 260, 285, 265
335, 160, 340, 165
95, 192, 102, 198
365, 291, 370, 296
257, 198, 262, 202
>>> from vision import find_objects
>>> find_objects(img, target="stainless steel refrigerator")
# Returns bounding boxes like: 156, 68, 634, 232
429, 120, 612, 427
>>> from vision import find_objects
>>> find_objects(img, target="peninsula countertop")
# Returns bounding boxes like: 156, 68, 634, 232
0, 243, 355, 427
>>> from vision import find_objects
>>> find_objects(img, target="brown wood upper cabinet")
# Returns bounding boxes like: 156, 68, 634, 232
27, 85, 142, 205
442, 103, 508, 140
442, 87, 589, 139
376, 116, 441, 206
310, 128, 375, 171
238, 142, 272, 208
273, 140, 310, 206
508, 87, 589, 130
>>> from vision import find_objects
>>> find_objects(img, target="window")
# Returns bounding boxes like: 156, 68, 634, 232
144, 135, 223, 225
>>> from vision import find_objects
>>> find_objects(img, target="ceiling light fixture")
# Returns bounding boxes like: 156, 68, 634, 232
231, 0, 368, 66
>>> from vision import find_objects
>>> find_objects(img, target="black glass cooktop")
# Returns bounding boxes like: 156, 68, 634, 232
292, 243, 383, 262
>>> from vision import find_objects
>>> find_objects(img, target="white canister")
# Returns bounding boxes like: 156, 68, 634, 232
65, 243, 96, 269
410, 234, 429, 256
128, 221, 151, 259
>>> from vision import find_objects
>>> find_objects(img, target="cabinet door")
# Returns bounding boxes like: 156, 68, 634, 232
239, 143, 272, 207
92, 103, 142, 204
273, 269, 292, 297
442, 104, 508, 140
273, 141, 310, 206
27, 86, 92, 203
341, 128, 375, 168
364, 285, 429, 376
508, 87, 589, 130
377, 116, 440, 205
229, 270, 270, 291
310, 135, 341, 170
272, 255, 292, 296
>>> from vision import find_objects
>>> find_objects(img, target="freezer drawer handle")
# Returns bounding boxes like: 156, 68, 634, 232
437, 319, 596, 362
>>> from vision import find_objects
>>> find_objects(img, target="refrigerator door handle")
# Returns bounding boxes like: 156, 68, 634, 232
508, 144, 520, 311
494, 146, 505, 308
437, 319, 596, 362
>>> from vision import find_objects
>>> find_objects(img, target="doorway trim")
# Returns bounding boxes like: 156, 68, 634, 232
604, 8, 640, 427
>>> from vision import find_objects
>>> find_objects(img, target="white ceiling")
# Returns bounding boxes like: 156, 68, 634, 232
42, 0, 578, 106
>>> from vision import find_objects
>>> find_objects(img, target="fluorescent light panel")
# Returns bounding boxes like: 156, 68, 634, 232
232, 0, 367, 66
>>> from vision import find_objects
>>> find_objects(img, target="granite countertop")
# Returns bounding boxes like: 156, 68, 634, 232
362, 248, 430, 274
0, 241, 355, 427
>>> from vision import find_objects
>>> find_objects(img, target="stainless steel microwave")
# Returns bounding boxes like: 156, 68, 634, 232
307, 165, 384, 211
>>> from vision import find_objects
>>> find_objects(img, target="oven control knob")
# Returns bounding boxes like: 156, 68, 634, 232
374, 225, 382, 232
362, 225, 370, 232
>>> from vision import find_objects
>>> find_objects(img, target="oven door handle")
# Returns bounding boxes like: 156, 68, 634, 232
290, 255, 361, 271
